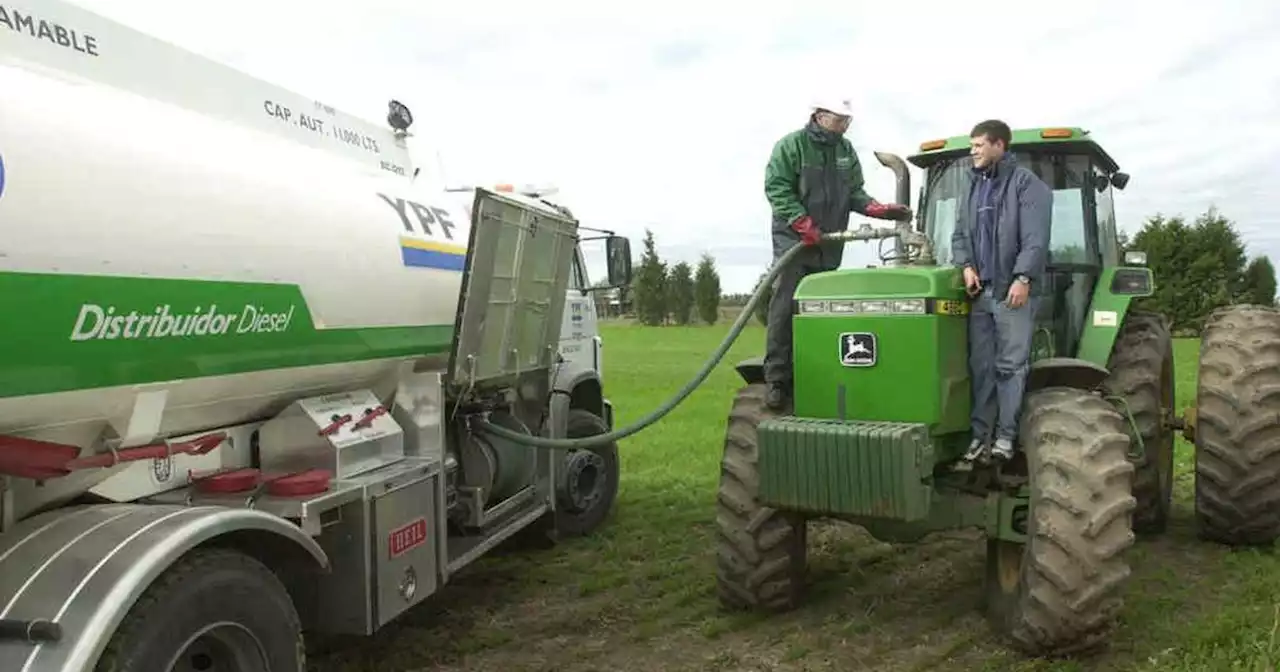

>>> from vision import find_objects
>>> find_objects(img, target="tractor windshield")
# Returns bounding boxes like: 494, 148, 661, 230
920, 152, 1108, 269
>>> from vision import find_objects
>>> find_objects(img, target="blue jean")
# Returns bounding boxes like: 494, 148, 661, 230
968, 287, 1036, 443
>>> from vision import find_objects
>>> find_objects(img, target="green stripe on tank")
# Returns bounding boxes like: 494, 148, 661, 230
0, 272, 453, 399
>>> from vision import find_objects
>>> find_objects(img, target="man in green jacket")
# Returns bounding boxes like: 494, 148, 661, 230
762, 97, 912, 410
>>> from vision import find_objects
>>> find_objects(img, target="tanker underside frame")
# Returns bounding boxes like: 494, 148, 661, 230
0, 189, 597, 670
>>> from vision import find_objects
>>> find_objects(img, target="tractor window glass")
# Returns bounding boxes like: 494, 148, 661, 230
1094, 166, 1119, 266
920, 159, 972, 266
1015, 153, 1098, 266
1048, 191, 1089, 263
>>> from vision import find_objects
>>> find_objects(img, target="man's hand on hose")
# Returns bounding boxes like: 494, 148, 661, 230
864, 201, 913, 222
791, 215, 822, 246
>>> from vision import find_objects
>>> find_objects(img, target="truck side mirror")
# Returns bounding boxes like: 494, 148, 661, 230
605, 236, 633, 287
1111, 172, 1130, 190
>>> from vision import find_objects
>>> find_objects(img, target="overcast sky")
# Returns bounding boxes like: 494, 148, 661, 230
73, 0, 1280, 292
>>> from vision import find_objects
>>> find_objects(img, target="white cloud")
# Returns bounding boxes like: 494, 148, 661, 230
67, 0, 1280, 291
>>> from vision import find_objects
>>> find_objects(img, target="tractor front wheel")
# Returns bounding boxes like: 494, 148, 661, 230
1194, 304, 1280, 546
715, 383, 807, 612
1102, 309, 1175, 534
984, 386, 1136, 657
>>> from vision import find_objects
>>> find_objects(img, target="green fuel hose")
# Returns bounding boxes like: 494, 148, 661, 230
471, 225, 909, 451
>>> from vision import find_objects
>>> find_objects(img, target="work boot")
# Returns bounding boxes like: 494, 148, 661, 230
765, 382, 790, 411
990, 438, 1015, 462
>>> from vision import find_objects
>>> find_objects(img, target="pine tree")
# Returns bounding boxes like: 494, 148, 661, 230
694, 253, 722, 325
668, 261, 695, 325
632, 229, 668, 326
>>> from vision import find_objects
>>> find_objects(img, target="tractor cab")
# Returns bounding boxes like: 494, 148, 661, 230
906, 127, 1137, 363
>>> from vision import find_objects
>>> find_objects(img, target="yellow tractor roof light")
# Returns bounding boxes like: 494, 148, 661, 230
919, 139, 947, 151
1040, 128, 1074, 139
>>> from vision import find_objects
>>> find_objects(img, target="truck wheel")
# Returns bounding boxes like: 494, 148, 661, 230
716, 383, 807, 612
554, 408, 620, 537
984, 387, 1136, 657
1194, 304, 1280, 546
1102, 310, 1175, 534
96, 548, 304, 672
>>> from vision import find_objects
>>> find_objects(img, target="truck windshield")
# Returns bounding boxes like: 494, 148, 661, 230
921, 152, 1096, 267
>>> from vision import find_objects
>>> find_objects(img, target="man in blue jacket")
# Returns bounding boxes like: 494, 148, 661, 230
950, 119, 1052, 465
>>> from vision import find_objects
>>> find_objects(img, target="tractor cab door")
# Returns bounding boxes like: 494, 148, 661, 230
919, 151, 1117, 361
1015, 152, 1107, 361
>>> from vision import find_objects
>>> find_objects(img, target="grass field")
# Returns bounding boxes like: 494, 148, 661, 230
310, 321, 1280, 672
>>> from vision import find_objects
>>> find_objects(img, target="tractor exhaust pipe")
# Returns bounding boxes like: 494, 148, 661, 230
873, 151, 912, 208
873, 151, 915, 265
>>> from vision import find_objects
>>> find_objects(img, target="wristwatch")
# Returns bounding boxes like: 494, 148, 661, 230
1014, 274, 1031, 286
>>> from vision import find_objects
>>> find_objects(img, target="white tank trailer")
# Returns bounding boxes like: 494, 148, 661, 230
0, 2, 634, 670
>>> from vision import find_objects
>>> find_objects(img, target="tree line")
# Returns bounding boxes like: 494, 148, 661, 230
1124, 207, 1276, 334
619, 208, 1277, 335
627, 229, 725, 326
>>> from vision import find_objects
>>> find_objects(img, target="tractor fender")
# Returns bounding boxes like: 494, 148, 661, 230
734, 356, 766, 386
0, 503, 328, 672
1026, 357, 1111, 392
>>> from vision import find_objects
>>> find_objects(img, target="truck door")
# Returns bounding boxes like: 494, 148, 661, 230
559, 249, 599, 372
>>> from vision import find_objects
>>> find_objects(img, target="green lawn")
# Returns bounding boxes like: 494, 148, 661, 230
310, 322, 1280, 672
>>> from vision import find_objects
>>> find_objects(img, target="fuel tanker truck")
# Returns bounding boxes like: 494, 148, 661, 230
0, 2, 636, 670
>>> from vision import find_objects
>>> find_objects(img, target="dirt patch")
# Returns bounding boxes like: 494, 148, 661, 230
307, 492, 1279, 672
307, 522, 1007, 672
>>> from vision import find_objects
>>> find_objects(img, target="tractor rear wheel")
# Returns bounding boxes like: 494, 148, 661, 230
984, 386, 1136, 657
1102, 309, 1175, 534
1194, 304, 1280, 546
715, 383, 807, 612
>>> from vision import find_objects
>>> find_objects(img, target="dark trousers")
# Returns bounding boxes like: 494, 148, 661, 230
762, 258, 823, 387
968, 287, 1037, 443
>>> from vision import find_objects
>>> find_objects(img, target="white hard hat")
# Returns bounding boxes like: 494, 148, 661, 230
810, 96, 853, 118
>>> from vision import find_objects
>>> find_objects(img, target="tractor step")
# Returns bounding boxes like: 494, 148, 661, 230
756, 418, 935, 521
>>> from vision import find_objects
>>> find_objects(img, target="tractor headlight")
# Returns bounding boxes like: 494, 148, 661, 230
795, 298, 931, 315
828, 301, 859, 313
893, 299, 926, 314
860, 300, 890, 313
799, 300, 827, 313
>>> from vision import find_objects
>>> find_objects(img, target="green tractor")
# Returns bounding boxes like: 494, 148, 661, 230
716, 126, 1280, 656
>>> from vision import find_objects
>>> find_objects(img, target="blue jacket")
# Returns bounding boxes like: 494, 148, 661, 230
950, 153, 1052, 300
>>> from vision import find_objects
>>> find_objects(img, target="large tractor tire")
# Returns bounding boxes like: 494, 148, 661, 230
96, 548, 305, 672
984, 387, 1136, 657
716, 383, 807, 612
1194, 304, 1280, 546
1102, 309, 1176, 534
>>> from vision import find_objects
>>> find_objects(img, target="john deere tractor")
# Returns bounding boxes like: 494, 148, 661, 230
716, 126, 1280, 656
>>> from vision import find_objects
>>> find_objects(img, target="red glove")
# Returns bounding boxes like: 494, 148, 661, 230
864, 201, 912, 221
790, 215, 821, 246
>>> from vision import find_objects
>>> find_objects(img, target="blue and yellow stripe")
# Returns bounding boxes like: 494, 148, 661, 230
400, 236, 467, 271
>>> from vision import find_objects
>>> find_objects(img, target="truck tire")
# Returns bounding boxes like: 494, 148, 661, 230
1102, 309, 1175, 534
716, 383, 807, 612
95, 548, 304, 672
1194, 304, 1280, 546
984, 386, 1136, 657
554, 408, 620, 537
